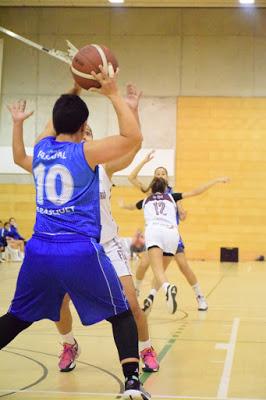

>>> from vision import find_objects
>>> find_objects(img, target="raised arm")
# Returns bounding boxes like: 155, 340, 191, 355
128, 150, 155, 192
104, 83, 143, 179
8, 100, 33, 173
84, 66, 142, 169
181, 177, 230, 199
9, 84, 82, 173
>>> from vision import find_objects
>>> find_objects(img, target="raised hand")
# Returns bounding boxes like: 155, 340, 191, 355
125, 83, 142, 110
90, 64, 120, 98
143, 150, 155, 163
7, 100, 34, 123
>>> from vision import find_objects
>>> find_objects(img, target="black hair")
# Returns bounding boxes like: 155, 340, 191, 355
53, 94, 89, 135
151, 177, 167, 194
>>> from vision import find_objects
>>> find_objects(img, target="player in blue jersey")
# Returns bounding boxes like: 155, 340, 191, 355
0, 67, 151, 400
12, 83, 160, 374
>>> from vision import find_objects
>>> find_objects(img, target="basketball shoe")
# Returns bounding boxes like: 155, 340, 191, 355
58, 340, 80, 372
166, 284, 178, 314
142, 294, 154, 315
123, 375, 151, 399
197, 295, 208, 311
140, 346, 159, 372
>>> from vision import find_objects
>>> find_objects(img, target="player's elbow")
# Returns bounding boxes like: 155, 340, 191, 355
132, 129, 143, 147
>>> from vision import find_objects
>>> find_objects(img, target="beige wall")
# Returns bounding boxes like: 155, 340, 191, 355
1, 7, 266, 148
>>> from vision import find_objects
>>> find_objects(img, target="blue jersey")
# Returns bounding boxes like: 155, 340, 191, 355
32, 137, 101, 240
166, 185, 180, 225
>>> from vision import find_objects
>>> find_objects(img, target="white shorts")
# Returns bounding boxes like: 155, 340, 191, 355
102, 236, 132, 277
145, 224, 180, 256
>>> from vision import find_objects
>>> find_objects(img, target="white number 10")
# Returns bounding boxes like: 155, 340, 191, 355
33, 163, 74, 206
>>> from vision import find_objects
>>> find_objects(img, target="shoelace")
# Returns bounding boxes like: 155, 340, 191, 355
59, 344, 76, 361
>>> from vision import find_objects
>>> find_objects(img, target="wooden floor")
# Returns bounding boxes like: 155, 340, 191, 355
0, 258, 266, 400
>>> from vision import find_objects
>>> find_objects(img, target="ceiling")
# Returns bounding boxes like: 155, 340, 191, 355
0, 0, 266, 7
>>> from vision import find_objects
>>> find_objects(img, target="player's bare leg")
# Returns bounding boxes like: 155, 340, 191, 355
147, 248, 177, 314
134, 251, 150, 296
143, 255, 171, 315
175, 252, 208, 311
120, 275, 159, 372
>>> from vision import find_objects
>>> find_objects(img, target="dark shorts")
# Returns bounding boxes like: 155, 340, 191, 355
9, 233, 129, 325
130, 244, 146, 253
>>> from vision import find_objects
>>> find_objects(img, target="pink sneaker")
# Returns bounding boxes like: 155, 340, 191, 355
140, 347, 159, 372
58, 340, 80, 372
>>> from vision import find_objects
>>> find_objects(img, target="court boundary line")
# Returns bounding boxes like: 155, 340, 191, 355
216, 318, 240, 399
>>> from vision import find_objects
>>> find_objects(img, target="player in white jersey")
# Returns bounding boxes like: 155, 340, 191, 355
126, 151, 229, 313
12, 83, 160, 375
135, 177, 182, 315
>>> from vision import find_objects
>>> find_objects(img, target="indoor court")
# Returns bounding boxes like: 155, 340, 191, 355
1, 1, 266, 400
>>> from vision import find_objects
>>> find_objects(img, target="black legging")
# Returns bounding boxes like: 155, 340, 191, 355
0, 313, 32, 349
107, 310, 139, 361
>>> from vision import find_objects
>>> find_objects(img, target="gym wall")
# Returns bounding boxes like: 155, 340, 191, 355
0, 7, 266, 260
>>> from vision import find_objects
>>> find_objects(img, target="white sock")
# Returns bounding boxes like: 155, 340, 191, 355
135, 279, 142, 291
192, 282, 203, 298
139, 338, 152, 352
18, 251, 24, 259
61, 331, 75, 345
162, 282, 170, 293
149, 288, 157, 297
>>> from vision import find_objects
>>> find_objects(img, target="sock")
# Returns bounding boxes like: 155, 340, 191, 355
149, 288, 157, 297
122, 362, 139, 380
192, 283, 204, 298
61, 331, 75, 345
18, 251, 24, 259
139, 338, 152, 352
162, 282, 170, 293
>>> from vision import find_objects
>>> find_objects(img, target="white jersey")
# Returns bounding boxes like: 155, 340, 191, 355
99, 165, 118, 244
143, 192, 178, 227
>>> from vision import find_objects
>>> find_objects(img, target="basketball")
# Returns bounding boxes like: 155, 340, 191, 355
71, 44, 119, 90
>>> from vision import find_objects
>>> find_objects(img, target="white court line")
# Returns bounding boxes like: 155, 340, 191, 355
216, 317, 240, 399
0, 390, 265, 400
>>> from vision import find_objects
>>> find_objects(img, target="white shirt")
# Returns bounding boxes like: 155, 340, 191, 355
99, 165, 118, 244
143, 192, 178, 227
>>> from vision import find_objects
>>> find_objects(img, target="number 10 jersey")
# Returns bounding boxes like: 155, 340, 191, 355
32, 136, 101, 240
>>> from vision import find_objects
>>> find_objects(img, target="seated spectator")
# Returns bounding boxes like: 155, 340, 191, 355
0, 220, 6, 262
130, 228, 146, 259
3, 222, 24, 261
9, 217, 26, 242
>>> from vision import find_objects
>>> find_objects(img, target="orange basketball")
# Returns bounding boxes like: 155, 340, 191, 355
71, 44, 119, 90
